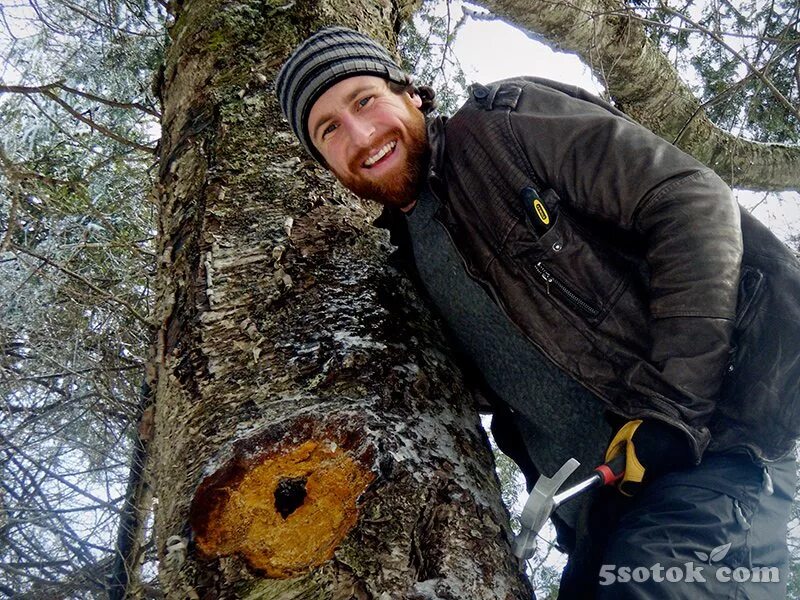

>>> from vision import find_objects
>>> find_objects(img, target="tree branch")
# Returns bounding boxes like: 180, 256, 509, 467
41, 91, 157, 154
1, 438, 114, 509
55, 82, 160, 118
657, 1, 799, 121
109, 378, 155, 600
0, 185, 19, 252
795, 51, 800, 91
474, 0, 800, 191
0, 144, 83, 190
11, 244, 154, 328
0, 84, 157, 153
15, 364, 142, 381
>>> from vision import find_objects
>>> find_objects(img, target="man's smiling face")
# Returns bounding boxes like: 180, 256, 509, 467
307, 75, 428, 209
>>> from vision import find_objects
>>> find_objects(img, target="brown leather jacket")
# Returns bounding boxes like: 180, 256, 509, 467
415, 77, 800, 462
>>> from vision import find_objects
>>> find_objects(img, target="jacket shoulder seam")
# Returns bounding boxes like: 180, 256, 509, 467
651, 310, 735, 319
502, 97, 546, 190
633, 168, 715, 232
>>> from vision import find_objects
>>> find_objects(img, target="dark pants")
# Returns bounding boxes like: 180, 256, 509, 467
557, 452, 797, 599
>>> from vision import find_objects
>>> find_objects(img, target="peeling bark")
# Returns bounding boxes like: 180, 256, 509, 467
151, 0, 532, 598
477, 0, 800, 191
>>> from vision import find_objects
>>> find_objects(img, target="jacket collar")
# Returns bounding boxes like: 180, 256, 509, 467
426, 115, 447, 187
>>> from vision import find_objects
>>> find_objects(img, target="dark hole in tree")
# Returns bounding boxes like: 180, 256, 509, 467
274, 477, 307, 519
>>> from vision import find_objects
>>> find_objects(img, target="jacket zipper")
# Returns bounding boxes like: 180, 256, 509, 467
430, 209, 542, 342
429, 202, 598, 385
534, 262, 600, 319
428, 208, 700, 460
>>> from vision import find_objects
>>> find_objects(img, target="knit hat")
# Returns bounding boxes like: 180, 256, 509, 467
275, 26, 410, 162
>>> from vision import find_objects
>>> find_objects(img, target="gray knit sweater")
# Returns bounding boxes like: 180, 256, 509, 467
405, 185, 612, 528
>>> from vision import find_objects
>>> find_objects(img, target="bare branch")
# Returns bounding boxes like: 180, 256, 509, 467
7, 555, 116, 600
2, 448, 117, 525
26, 0, 68, 35
15, 364, 142, 382
795, 51, 800, 92
109, 379, 155, 600
0, 82, 59, 94
0, 4, 18, 41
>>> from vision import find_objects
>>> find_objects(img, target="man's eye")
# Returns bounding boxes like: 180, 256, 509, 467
357, 96, 373, 109
322, 123, 337, 137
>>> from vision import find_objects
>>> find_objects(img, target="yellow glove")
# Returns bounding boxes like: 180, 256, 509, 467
604, 420, 646, 496
605, 419, 694, 496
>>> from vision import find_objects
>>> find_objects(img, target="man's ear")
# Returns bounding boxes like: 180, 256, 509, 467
409, 91, 423, 109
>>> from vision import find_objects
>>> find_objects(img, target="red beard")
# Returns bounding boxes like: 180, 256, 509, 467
336, 97, 429, 209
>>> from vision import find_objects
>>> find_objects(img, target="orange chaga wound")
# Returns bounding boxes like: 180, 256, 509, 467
191, 431, 375, 577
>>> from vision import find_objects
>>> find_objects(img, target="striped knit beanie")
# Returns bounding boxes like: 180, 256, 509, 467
275, 26, 410, 162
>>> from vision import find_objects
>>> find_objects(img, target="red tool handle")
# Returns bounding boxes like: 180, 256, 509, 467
594, 454, 626, 486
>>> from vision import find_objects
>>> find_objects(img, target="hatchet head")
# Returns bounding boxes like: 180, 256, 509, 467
512, 458, 580, 560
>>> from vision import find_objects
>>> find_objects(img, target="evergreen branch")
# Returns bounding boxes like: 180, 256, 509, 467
0, 144, 82, 190
62, 241, 157, 256
0, 185, 19, 252
670, 37, 799, 145
25, 95, 106, 158
55, 82, 161, 118
658, 1, 800, 121
46, 0, 162, 38
41, 90, 157, 154
610, 11, 800, 45
0, 84, 157, 153
11, 244, 154, 328
15, 364, 142, 381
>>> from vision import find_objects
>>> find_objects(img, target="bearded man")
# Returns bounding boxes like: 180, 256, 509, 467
276, 26, 800, 599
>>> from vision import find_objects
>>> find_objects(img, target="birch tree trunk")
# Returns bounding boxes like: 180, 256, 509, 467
151, 1, 533, 598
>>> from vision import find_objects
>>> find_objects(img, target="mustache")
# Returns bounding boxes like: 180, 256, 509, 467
350, 136, 396, 169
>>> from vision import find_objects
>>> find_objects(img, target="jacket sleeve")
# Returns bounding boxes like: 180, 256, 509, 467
507, 80, 743, 455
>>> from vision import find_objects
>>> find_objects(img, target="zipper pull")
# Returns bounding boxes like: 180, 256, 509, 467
535, 262, 553, 296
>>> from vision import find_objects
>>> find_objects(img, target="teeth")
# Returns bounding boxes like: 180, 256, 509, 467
364, 141, 396, 167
